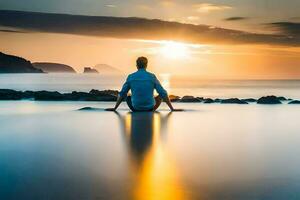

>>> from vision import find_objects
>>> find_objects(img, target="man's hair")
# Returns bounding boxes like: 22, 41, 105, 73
136, 57, 148, 69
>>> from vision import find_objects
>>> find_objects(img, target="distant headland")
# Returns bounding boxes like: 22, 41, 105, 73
83, 67, 98, 73
0, 52, 43, 73
33, 62, 76, 73
0, 52, 122, 74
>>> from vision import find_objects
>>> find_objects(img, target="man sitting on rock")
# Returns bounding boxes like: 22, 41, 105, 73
106, 56, 180, 112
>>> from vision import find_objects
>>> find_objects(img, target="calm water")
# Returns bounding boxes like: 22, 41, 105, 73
1, 101, 300, 199
1, 74, 300, 98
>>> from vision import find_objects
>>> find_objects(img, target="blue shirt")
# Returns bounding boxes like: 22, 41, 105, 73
119, 69, 168, 110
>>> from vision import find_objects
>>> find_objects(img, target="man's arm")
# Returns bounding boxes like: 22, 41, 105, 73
106, 95, 124, 111
154, 76, 182, 111
106, 78, 130, 111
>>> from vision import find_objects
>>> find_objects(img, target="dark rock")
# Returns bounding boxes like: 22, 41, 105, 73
88, 89, 118, 101
214, 98, 222, 103
89, 89, 118, 96
288, 100, 300, 104
169, 95, 181, 102
22, 90, 35, 99
180, 96, 201, 102
278, 96, 287, 101
257, 96, 282, 104
63, 91, 87, 100
221, 98, 248, 104
203, 98, 214, 103
33, 62, 76, 73
83, 67, 98, 73
34, 91, 64, 101
0, 52, 44, 73
0, 89, 23, 100
242, 98, 257, 103
78, 107, 93, 110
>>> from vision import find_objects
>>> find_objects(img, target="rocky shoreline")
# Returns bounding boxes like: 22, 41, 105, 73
0, 89, 300, 104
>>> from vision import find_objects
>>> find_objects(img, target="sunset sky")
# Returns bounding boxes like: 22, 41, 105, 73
0, 0, 300, 79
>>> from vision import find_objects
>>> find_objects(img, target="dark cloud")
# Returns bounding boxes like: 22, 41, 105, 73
224, 17, 248, 21
0, 28, 26, 33
267, 22, 300, 36
0, 10, 299, 46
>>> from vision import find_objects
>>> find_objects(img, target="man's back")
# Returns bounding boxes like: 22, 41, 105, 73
119, 68, 167, 110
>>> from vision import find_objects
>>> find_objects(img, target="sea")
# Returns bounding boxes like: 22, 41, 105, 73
0, 73, 300, 98
1, 74, 300, 200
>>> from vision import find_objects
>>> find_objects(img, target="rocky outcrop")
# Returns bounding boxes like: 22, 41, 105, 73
242, 98, 257, 103
0, 89, 118, 101
83, 67, 98, 73
288, 100, 300, 104
179, 96, 202, 102
169, 95, 181, 102
203, 98, 214, 104
0, 52, 43, 73
257, 96, 282, 104
221, 98, 248, 104
0, 89, 23, 100
33, 62, 76, 73
0, 89, 298, 105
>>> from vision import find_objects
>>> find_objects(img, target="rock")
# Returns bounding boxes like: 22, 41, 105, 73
169, 95, 181, 102
242, 98, 257, 103
180, 96, 202, 102
278, 96, 287, 101
0, 89, 23, 100
257, 96, 282, 104
214, 98, 222, 103
83, 67, 98, 73
63, 91, 88, 101
22, 90, 35, 99
221, 98, 248, 104
78, 107, 93, 110
34, 91, 64, 101
0, 52, 44, 73
94, 64, 123, 75
33, 62, 76, 73
203, 98, 214, 104
88, 89, 118, 101
89, 89, 118, 96
288, 100, 300, 104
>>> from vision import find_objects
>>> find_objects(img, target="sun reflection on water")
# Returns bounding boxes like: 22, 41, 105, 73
118, 112, 187, 200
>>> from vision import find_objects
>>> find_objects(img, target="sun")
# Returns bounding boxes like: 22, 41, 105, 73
160, 41, 190, 59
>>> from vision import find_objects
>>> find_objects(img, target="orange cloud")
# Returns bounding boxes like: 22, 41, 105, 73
194, 3, 232, 13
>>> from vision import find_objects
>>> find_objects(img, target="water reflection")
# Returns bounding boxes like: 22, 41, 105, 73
116, 112, 187, 200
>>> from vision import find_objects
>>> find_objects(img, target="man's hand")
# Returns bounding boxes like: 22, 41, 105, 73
105, 108, 116, 111
171, 108, 184, 112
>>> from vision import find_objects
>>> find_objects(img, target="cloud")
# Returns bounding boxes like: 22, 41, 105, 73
194, 3, 232, 13
0, 10, 299, 47
267, 22, 300, 36
224, 17, 248, 21
0, 28, 26, 33
105, 4, 116, 8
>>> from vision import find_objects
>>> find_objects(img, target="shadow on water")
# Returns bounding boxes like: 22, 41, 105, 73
115, 111, 188, 200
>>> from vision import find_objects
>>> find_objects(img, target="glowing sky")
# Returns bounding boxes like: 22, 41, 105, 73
0, 0, 299, 78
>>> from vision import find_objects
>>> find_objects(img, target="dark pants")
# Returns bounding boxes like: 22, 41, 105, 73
126, 96, 162, 112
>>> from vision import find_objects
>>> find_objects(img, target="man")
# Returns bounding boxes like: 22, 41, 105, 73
106, 57, 180, 112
